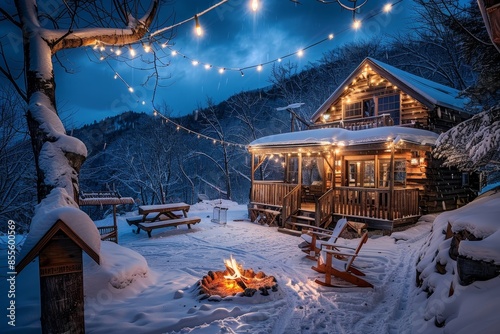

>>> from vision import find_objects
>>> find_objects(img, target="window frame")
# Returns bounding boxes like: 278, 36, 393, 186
377, 94, 401, 125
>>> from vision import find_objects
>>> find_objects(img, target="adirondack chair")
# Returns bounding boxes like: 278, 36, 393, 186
299, 218, 348, 260
312, 232, 373, 288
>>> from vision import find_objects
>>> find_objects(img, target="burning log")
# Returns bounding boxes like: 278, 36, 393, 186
198, 256, 278, 299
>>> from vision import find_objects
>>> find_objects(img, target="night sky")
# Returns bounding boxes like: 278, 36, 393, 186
3, 1, 413, 126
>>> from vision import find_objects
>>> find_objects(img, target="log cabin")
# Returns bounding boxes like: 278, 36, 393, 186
248, 58, 476, 232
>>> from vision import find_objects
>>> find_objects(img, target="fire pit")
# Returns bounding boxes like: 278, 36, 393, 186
198, 256, 278, 300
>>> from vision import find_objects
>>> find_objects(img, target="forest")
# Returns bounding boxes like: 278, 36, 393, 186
1, 0, 499, 229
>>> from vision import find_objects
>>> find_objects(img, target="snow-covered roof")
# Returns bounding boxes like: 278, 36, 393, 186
249, 126, 439, 149
17, 188, 101, 272
311, 58, 469, 122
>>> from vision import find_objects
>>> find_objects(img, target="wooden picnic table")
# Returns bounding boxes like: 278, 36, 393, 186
127, 202, 200, 237
138, 202, 190, 220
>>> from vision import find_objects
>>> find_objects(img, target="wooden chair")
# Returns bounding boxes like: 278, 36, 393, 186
312, 232, 373, 288
299, 218, 348, 260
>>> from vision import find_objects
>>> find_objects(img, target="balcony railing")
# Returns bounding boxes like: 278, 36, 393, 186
310, 114, 393, 130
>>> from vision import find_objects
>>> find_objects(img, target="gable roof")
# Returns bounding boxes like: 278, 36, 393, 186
311, 57, 469, 123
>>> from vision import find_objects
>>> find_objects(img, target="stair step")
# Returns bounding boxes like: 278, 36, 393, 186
291, 215, 315, 222
277, 227, 302, 237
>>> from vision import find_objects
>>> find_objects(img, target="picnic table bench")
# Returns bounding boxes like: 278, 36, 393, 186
126, 202, 201, 237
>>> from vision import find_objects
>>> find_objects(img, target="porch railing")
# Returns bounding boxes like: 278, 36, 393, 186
333, 187, 420, 220
316, 188, 335, 227
310, 114, 393, 130
251, 181, 296, 207
282, 185, 301, 226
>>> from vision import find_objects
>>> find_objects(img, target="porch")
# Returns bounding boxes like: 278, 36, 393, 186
249, 181, 420, 231
247, 127, 440, 233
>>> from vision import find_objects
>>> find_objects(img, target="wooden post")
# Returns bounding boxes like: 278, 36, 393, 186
39, 229, 85, 334
389, 143, 395, 221
250, 153, 255, 202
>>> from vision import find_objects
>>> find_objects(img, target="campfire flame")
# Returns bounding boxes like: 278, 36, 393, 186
198, 255, 278, 299
223, 255, 248, 289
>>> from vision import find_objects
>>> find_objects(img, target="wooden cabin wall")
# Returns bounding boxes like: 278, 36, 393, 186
400, 94, 429, 127
427, 107, 472, 133
315, 72, 433, 127
420, 154, 476, 213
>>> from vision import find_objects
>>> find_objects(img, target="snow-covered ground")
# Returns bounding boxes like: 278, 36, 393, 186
2, 194, 499, 333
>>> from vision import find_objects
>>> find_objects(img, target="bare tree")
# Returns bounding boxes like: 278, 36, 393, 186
0, 87, 34, 229
193, 99, 235, 200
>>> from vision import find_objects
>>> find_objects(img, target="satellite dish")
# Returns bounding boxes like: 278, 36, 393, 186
276, 103, 305, 111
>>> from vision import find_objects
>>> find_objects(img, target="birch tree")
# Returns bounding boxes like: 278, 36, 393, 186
0, 0, 228, 219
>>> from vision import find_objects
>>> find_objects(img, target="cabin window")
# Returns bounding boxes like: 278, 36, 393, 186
344, 101, 362, 118
302, 157, 323, 186
378, 94, 400, 125
379, 160, 406, 187
347, 160, 375, 187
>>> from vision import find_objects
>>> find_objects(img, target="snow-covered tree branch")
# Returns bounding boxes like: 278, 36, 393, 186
434, 106, 500, 173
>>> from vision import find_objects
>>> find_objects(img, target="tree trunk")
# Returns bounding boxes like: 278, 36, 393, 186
17, 0, 86, 203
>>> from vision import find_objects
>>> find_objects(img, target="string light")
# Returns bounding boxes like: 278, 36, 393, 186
194, 15, 202, 36
129, 47, 136, 56
152, 108, 248, 149
91, 2, 401, 79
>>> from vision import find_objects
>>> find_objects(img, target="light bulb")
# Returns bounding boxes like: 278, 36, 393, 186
129, 47, 136, 56
328, 33, 334, 40
257, 64, 263, 72
171, 50, 177, 56
383, 3, 392, 13
297, 49, 304, 57
128, 87, 134, 93
144, 44, 151, 53
194, 15, 202, 36
192, 60, 199, 66
353, 20, 361, 30
251, 0, 259, 11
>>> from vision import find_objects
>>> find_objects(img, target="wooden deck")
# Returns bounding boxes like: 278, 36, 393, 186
250, 181, 421, 230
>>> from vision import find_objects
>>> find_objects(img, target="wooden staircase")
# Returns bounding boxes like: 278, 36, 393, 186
278, 208, 320, 236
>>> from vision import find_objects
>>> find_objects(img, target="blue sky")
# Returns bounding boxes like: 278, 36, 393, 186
2, 0, 413, 127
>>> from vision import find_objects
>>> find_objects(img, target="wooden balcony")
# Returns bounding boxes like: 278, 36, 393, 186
309, 114, 393, 130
